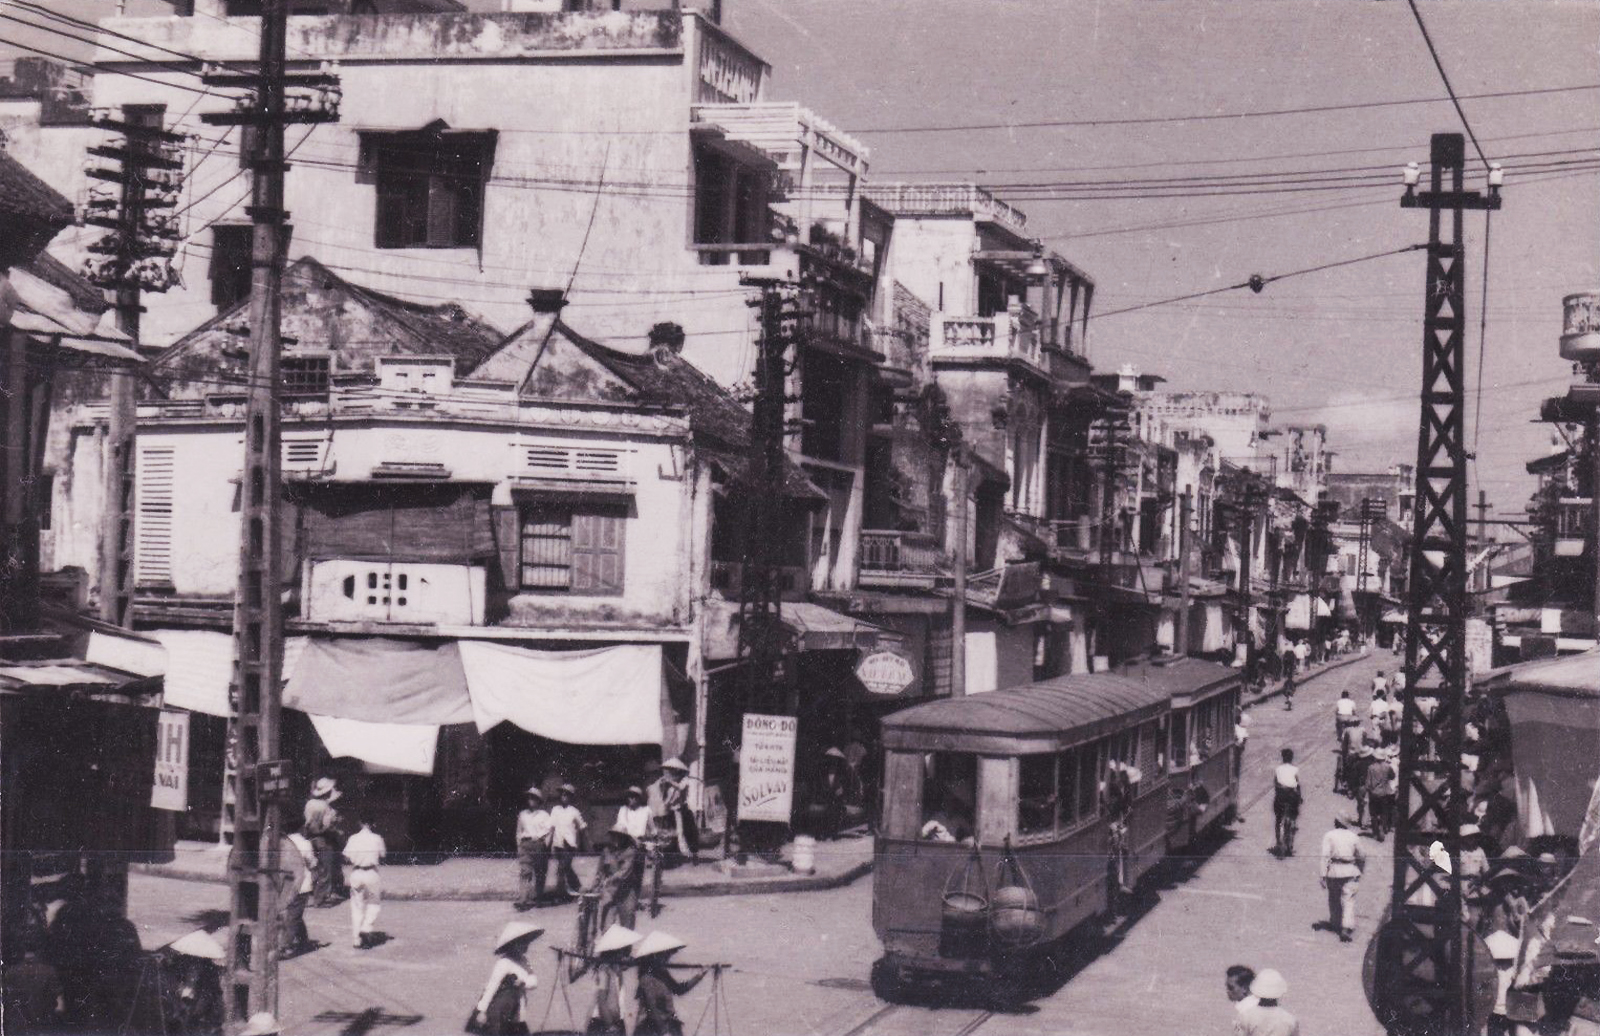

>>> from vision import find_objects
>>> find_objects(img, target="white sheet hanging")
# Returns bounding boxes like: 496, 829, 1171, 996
149, 630, 308, 717
308, 714, 439, 775
457, 641, 665, 746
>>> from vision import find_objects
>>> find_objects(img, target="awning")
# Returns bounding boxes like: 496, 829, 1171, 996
1382, 609, 1408, 625
0, 659, 158, 695
148, 630, 309, 718
458, 641, 664, 745
306, 715, 439, 776
702, 597, 886, 660
286, 638, 474, 724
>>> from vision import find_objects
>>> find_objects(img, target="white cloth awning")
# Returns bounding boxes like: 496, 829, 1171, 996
307, 715, 438, 776
458, 640, 665, 745
148, 630, 308, 717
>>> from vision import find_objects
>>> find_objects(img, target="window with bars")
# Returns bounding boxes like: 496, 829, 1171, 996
518, 503, 625, 595
281, 356, 330, 395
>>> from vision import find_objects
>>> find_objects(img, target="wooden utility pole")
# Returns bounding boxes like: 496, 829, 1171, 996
1175, 488, 1193, 656
83, 108, 184, 627
201, 7, 338, 1021
950, 451, 967, 696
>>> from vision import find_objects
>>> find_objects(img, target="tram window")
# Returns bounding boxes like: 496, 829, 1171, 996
1139, 722, 1158, 777
1018, 754, 1057, 837
1076, 743, 1100, 817
1056, 748, 1077, 827
920, 752, 977, 843
1171, 712, 1190, 770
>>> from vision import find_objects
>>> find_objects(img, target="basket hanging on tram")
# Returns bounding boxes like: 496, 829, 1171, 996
940, 845, 990, 959
990, 837, 1045, 949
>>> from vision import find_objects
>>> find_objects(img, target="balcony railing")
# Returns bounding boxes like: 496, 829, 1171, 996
931, 305, 1043, 371
858, 529, 945, 588
1541, 497, 1594, 557
864, 183, 1028, 234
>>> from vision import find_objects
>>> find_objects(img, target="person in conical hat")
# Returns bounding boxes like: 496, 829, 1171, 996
660, 758, 689, 774
615, 785, 655, 843
166, 931, 225, 962
632, 932, 708, 1036
240, 1012, 281, 1036
474, 923, 543, 1035
653, 759, 700, 863
594, 824, 645, 931
586, 925, 642, 1036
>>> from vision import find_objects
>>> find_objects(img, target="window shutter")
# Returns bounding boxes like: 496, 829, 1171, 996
571, 509, 624, 595
492, 505, 520, 592
134, 445, 175, 586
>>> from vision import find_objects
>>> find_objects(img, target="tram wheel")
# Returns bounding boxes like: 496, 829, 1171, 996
870, 958, 905, 1003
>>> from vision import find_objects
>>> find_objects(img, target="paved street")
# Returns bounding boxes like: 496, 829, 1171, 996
128, 651, 1401, 1036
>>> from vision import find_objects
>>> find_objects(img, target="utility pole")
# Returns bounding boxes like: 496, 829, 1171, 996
1371, 132, 1500, 1036
950, 450, 967, 695
1356, 497, 1374, 637
82, 108, 185, 627
200, 6, 338, 1022
731, 275, 803, 852
1175, 488, 1193, 656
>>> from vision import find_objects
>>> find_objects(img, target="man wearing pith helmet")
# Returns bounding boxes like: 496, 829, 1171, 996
632, 931, 709, 1036
1234, 968, 1299, 1036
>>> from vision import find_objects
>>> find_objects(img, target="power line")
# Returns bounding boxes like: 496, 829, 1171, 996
1090, 244, 1426, 320
0, 34, 214, 97
850, 82, 1600, 134
1404, 0, 1490, 169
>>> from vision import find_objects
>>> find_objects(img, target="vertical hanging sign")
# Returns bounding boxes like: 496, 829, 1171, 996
151, 709, 190, 812
737, 713, 797, 824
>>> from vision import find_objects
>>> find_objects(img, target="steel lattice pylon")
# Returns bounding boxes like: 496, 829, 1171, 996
1372, 132, 1499, 1036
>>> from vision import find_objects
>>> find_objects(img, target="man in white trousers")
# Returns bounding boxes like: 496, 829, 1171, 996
341, 806, 387, 949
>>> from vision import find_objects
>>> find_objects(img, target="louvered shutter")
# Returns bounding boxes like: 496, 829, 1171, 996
492, 505, 520, 591
570, 508, 624, 595
134, 445, 175, 586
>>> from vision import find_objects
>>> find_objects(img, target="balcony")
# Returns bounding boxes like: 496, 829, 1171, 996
864, 183, 1028, 235
931, 305, 1044, 374
1545, 497, 1594, 557
857, 530, 945, 589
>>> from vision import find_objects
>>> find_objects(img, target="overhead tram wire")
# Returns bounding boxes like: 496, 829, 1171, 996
850, 82, 1600, 135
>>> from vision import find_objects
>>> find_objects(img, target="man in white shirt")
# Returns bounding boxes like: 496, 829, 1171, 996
341, 808, 386, 949
1272, 749, 1302, 857
1320, 816, 1367, 942
514, 786, 554, 910
283, 818, 316, 955
1292, 640, 1309, 672
550, 784, 588, 898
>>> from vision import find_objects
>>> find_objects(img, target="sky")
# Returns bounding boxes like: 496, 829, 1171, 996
3, 0, 1597, 516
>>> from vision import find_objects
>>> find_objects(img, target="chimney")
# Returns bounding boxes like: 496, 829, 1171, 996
527, 288, 568, 315
648, 321, 686, 365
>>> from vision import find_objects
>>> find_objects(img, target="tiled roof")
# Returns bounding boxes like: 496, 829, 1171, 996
0, 150, 72, 266
298, 258, 502, 371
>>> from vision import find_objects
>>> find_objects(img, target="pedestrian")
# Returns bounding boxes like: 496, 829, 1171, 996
1225, 964, 1258, 1020
615, 785, 656, 843
1272, 748, 1302, 858
1459, 824, 1491, 908
1234, 969, 1299, 1036
1371, 670, 1388, 699
1482, 867, 1531, 938
1233, 709, 1250, 798
551, 783, 588, 898
1337, 720, 1364, 798
1365, 747, 1397, 842
515, 786, 553, 911
470, 922, 543, 1036
1320, 816, 1367, 942
655, 758, 700, 861
631, 931, 709, 1036
341, 806, 386, 949
586, 924, 641, 1036
163, 931, 225, 1034
1368, 689, 1391, 741
1334, 690, 1357, 735
279, 816, 314, 956
304, 777, 346, 907
595, 826, 645, 930
819, 747, 851, 840
1349, 742, 1375, 829
1292, 639, 1309, 674
1485, 929, 1520, 1036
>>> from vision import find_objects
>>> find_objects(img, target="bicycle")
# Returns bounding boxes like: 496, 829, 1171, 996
642, 835, 666, 919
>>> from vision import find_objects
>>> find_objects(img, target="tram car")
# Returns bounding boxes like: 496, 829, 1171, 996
1138, 658, 1244, 850
871, 659, 1242, 999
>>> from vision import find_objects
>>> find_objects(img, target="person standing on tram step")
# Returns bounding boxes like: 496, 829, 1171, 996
551, 784, 589, 899
1319, 816, 1367, 942
1233, 969, 1299, 1036
514, 786, 554, 911
656, 758, 700, 861
471, 922, 543, 1036
341, 806, 386, 949
586, 924, 641, 1036
631, 932, 709, 1036
304, 777, 346, 907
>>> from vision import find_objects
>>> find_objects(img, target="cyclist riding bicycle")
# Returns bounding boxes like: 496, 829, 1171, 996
1272, 748, 1302, 857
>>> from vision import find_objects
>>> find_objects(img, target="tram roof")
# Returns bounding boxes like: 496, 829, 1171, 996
882, 660, 1235, 742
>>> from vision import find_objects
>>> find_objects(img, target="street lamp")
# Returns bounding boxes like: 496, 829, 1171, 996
1026, 247, 1048, 283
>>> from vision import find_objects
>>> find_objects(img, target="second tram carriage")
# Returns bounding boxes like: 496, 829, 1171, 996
871, 659, 1242, 999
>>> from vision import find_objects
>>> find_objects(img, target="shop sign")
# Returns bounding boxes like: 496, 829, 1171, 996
151, 710, 189, 813
855, 650, 916, 697
737, 713, 797, 824
256, 760, 294, 803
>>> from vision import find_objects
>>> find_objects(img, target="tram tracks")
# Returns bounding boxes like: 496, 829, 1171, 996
831, 999, 994, 1036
